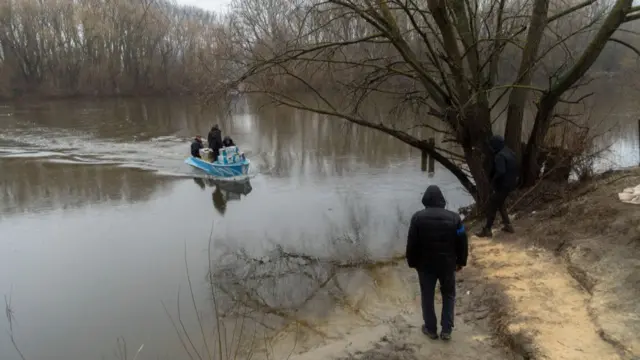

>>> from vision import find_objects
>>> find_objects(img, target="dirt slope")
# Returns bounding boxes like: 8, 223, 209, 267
514, 167, 640, 358
470, 236, 621, 359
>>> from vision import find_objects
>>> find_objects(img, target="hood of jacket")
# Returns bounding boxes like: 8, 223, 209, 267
422, 185, 446, 208
489, 135, 505, 153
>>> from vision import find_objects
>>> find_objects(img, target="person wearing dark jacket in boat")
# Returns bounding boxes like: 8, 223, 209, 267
190, 136, 204, 158
406, 185, 468, 341
476, 135, 519, 238
222, 136, 235, 147
207, 125, 223, 157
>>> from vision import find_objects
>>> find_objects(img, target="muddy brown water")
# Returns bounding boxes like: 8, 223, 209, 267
0, 97, 638, 360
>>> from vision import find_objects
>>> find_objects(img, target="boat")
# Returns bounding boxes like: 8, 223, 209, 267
185, 156, 250, 178
185, 146, 250, 178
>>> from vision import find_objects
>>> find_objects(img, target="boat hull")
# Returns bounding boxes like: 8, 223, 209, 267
185, 156, 250, 177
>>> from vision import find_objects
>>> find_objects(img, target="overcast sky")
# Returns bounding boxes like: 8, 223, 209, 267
175, 0, 231, 12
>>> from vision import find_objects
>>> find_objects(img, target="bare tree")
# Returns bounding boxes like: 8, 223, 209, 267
0, 0, 229, 98
218, 0, 640, 204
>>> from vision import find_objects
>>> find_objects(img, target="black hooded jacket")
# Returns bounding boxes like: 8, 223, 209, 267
207, 127, 223, 151
191, 138, 203, 158
489, 135, 518, 192
222, 136, 235, 147
406, 185, 468, 271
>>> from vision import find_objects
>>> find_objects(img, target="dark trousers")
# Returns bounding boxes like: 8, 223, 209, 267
484, 190, 511, 229
417, 267, 456, 334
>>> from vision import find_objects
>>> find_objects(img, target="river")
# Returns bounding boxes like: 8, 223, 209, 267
0, 97, 637, 360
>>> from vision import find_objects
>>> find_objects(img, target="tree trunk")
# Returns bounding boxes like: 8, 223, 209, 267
504, 0, 549, 161
457, 104, 494, 207
522, 96, 556, 186
463, 145, 492, 208
521, 0, 632, 186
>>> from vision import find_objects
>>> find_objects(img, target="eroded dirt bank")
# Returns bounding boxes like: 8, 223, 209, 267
264, 168, 640, 360
508, 167, 640, 359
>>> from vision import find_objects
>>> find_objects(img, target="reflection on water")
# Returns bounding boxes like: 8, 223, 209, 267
192, 178, 253, 216
211, 193, 408, 317
0, 159, 176, 216
208, 217, 407, 355
249, 106, 430, 180
193, 177, 208, 190
160, 225, 399, 360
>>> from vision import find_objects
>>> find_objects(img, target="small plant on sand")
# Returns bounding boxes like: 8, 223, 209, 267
115, 337, 144, 360
5, 293, 26, 360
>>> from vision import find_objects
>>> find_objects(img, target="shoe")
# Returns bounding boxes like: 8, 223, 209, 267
421, 325, 439, 340
475, 228, 493, 238
440, 332, 452, 341
502, 224, 515, 233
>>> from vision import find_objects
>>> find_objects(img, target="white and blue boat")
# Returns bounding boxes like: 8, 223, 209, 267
185, 146, 250, 178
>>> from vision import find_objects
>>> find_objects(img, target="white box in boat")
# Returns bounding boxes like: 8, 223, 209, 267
221, 146, 237, 156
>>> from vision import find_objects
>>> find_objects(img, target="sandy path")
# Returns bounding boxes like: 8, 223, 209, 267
470, 235, 622, 360
283, 265, 512, 360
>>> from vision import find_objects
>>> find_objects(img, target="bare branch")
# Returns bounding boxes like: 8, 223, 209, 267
548, 0, 597, 23
609, 37, 640, 56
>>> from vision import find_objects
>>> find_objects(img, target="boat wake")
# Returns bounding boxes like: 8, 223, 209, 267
0, 129, 261, 179
158, 167, 260, 182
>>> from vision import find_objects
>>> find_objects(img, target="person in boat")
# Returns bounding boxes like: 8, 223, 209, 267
207, 125, 223, 158
406, 185, 468, 341
190, 136, 204, 158
222, 136, 235, 147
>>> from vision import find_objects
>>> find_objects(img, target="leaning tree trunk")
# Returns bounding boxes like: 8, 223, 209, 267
456, 104, 494, 208
464, 144, 492, 207
522, 97, 557, 186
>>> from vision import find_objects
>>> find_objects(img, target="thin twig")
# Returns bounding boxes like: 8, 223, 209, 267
5, 294, 27, 360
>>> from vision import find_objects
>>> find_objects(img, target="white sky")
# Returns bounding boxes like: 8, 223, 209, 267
174, 0, 231, 12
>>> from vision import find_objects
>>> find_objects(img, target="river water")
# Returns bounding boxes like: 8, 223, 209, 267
0, 97, 637, 360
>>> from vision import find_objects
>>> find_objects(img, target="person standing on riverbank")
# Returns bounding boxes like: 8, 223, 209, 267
406, 185, 468, 341
476, 135, 518, 238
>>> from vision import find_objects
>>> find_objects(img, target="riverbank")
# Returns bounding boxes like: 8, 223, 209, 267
260, 167, 640, 360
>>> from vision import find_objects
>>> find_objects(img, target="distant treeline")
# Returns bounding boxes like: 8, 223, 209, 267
1, 0, 639, 100
0, 0, 223, 98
